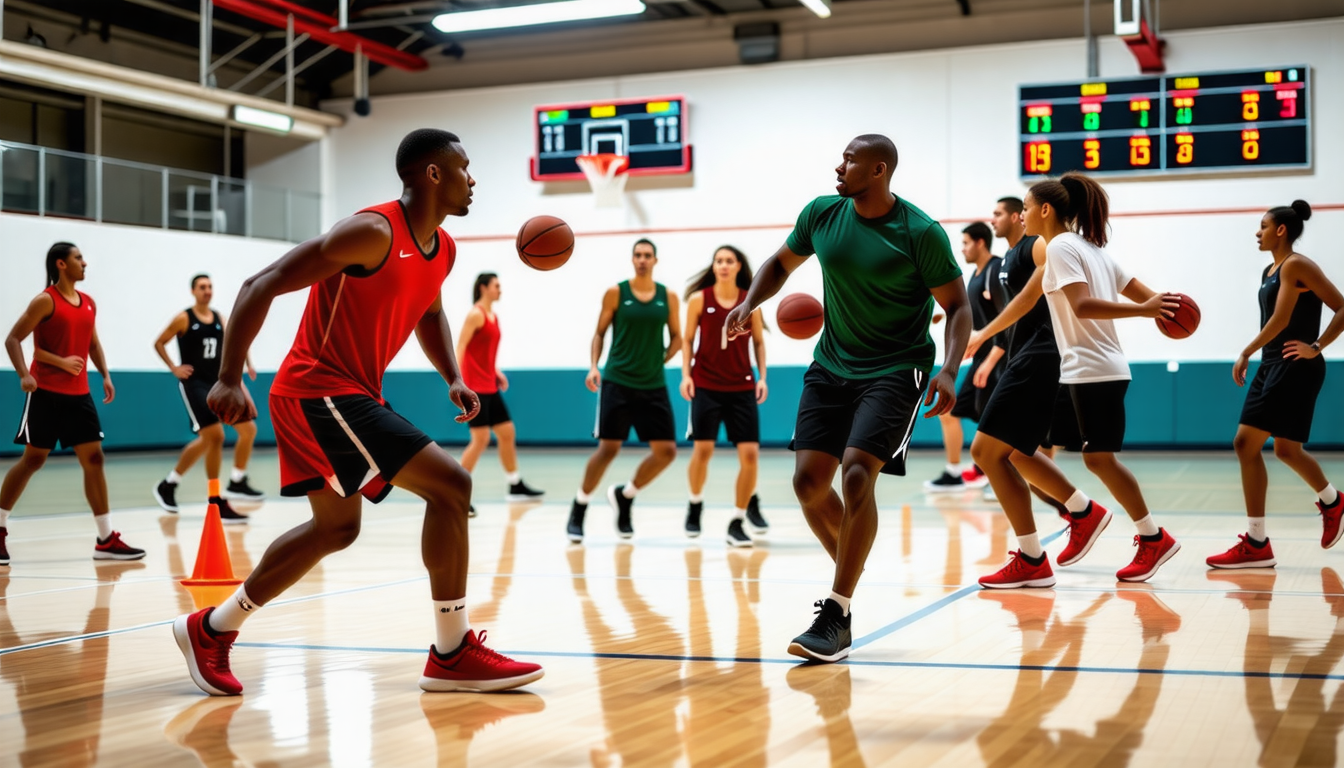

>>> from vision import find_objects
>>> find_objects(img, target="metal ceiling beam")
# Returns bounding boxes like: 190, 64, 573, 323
254, 43, 337, 96
227, 30, 309, 91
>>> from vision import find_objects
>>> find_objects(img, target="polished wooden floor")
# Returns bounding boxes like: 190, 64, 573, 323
1, 448, 1343, 767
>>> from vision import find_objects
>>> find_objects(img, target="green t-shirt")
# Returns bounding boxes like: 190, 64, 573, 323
603, 280, 670, 390
785, 195, 961, 379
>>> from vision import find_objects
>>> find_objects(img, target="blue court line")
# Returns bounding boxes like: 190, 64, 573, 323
232, 640, 1344, 683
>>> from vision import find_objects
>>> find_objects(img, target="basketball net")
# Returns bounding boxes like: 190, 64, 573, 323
576, 153, 630, 208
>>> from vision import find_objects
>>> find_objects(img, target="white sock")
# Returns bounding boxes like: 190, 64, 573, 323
230, 467, 246, 483
828, 591, 851, 615
576, 489, 592, 504
0, 508, 9, 527
209, 586, 259, 634
1318, 483, 1340, 506
1248, 517, 1266, 543
505, 471, 521, 485
95, 515, 112, 540
1134, 515, 1160, 537
1017, 533, 1044, 559
166, 470, 182, 484
433, 599, 470, 653
622, 482, 640, 499
689, 493, 704, 504
946, 463, 964, 475
1064, 490, 1091, 514
733, 507, 747, 521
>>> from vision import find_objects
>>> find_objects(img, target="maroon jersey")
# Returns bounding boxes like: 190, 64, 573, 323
461, 309, 500, 394
31, 287, 96, 396
271, 200, 456, 400
690, 287, 755, 392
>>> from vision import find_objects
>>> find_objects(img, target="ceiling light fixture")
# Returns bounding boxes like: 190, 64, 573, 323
432, 0, 646, 34
232, 105, 294, 133
798, 0, 832, 19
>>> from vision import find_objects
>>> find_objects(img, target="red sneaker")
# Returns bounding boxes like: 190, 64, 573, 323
420, 629, 544, 692
1056, 502, 1113, 567
1319, 493, 1343, 549
1205, 534, 1276, 569
94, 531, 145, 561
961, 465, 989, 490
174, 607, 243, 696
1116, 529, 1180, 583
979, 550, 1056, 589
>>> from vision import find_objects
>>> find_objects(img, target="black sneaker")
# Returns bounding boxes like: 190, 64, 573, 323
224, 477, 265, 501
468, 504, 477, 518
154, 480, 180, 513
506, 480, 545, 502
746, 494, 769, 534
213, 497, 250, 526
922, 470, 966, 493
607, 485, 634, 540
787, 599, 852, 663
685, 501, 703, 538
726, 518, 753, 548
0, 526, 9, 566
567, 501, 587, 543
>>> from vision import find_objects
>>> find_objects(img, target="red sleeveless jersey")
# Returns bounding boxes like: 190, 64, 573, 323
461, 309, 500, 394
690, 287, 755, 392
271, 200, 456, 400
31, 287, 96, 396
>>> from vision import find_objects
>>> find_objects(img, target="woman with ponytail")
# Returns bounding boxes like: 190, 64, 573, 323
1208, 201, 1344, 568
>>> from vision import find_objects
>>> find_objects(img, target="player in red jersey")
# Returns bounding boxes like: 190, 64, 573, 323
1, 243, 144, 566
172, 129, 542, 696
679, 246, 769, 547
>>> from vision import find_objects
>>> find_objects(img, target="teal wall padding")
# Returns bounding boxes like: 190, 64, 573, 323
2, 361, 1340, 456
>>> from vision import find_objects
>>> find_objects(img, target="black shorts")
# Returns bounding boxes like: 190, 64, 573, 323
595, 382, 676, 442
178, 378, 254, 433
949, 350, 1001, 422
687, 388, 760, 444
468, 392, 512, 429
790, 362, 928, 476
1050, 380, 1129, 453
13, 389, 104, 451
1240, 357, 1325, 443
978, 352, 1075, 456
271, 393, 433, 502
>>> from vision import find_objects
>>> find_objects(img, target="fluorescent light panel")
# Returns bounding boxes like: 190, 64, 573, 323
798, 0, 831, 18
233, 105, 294, 133
432, 0, 646, 34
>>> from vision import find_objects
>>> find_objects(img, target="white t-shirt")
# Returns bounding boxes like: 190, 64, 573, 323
1042, 232, 1133, 384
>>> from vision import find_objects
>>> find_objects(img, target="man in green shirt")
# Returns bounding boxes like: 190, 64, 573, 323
726, 134, 971, 663
568, 238, 683, 543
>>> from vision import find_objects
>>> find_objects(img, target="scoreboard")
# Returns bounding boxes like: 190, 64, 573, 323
1019, 66, 1310, 178
531, 95, 692, 181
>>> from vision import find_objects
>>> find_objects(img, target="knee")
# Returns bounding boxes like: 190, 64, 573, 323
21, 452, 47, 472
652, 442, 678, 463
1082, 452, 1114, 472
1233, 431, 1262, 457
691, 443, 714, 462
201, 425, 225, 446
792, 469, 829, 502
1272, 439, 1300, 461
234, 421, 256, 438
970, 437, 1001, 467
80, 449, 105, 469
739, 446, 759, 467
318, 517, 362, 551
468, 430, 490, 448
427, 463, 473, 509
840, 463, 876, 502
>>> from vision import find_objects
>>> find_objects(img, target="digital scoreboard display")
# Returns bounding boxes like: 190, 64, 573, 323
531, 95, 691, 181
1019, 66, 1310, 178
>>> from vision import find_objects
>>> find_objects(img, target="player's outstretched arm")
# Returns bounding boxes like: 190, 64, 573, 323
154, 312, 192, 379
5, 293, 54, 392
725, 245, 809, 338
587, 286, 620, 392
88, 325, 114, 404
416, 295, 480, 423
925, 277, 972, 418
967, 238, 1049, 357
750, 308, 768, 404
1069, 278, 1178, 320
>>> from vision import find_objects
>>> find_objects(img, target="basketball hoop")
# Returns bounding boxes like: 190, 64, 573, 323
576, 153, 630, 208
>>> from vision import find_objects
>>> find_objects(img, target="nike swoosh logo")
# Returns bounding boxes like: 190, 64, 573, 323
400, 251, 414, 259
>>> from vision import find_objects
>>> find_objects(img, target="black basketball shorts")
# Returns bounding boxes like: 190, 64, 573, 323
687, 388, 760, 445
595, 381, 676, 442
977, 351, 1076, 456
1240, 357, 1325, 444
790, 362, 928, 476
468, 392, 512, 429
13, 388, 104, 451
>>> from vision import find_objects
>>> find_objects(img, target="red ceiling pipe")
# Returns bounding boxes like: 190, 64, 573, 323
212, 0, 428, 71
242, 0, 340, 27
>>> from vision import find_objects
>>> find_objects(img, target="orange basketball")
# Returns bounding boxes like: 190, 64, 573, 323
777, 293, 824, 340
517, 215, 574, 271
1156, 293, 1200, 339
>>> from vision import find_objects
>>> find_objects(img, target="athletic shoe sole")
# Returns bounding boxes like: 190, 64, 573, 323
1206, 557, 1277, 569
222, 491, 265, 501
685, 529, 701, 539
505, 494, 545, 502
1118, 541, 1182, 583
1057, 509, 1113, 567
963, 478, 990, 490
726, 536, 753, 548
978, 575, 1057, 589
220, 517, 250, 526
567, 532, 583, 543
922, 484, 967, 494
786, 642, 851, 663
607, 486, 633, 540
173, 615, 235, 696
153, 485, 180, 514
93, 550, 145, 561
418, 668, 544, 693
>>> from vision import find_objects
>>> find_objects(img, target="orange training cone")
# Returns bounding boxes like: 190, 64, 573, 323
180, 479, 242, 588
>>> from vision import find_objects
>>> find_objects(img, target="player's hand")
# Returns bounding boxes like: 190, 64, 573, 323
450, 381, 480, 423
102, 377, 116, 404
923, 369, 957, 418
932, 313, 945, 325
208, 380, 257, 424
585, 367, 601, 393
1232, 354, 1250, 387
973, 357, 996, 388
680, 377, 694, 401
725, 303, 752, 341
56, 355, 85, 376
965, 330, 986, 360
246, 363, 258, 382
497, 371, 510, 392
172, 364, 194, 380
755, 379, 768, 405
19, 374, 37, 393
1140, 292, 1181, 319
1282, 340, 1321, 361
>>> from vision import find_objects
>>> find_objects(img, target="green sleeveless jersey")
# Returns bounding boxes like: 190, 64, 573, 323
603, 280, 670, 390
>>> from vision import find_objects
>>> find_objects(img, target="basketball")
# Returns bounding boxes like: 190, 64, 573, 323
1156, 293, 1201, 339
777, 293, 824, 340
517, 215, 574, 271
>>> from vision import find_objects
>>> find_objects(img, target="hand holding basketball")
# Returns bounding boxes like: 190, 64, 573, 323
517, 215, 574, 271
1154, 293, 1200, 339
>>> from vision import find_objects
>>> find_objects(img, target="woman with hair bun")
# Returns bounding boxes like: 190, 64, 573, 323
1208, 200, 1344, 569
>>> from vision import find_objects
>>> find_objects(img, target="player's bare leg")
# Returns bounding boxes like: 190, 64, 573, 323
73, 442, 110, 518
792, 450, 842, 561
493, 421, 519, 475
173, 436, 208, 476
580, 439, 622, 495
688, 441, 713, 499
199, 423, 225, 480
1270, 438, 1330, 496
971, 434, 1037, 536
735, 442, 759, 510
461, 426, 491, 473
240, 489, 364, 604
390, 442, 473, 600
0, 446, 50, 510
631, 440, 676, 488
231, 420, 256, 472
1008, 449, 1077, 510
831, 448, 886, 599
1234, 425, 1271, 519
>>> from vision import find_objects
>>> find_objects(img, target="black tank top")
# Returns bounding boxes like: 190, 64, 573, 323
177, 308, 223, 383
997, 235, 1055, 357
1259, 262, 1322, 363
